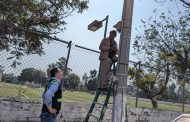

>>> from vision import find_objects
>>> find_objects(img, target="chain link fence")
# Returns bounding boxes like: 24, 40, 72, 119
0, 38, 190, 112
0, 38, 102, 103
0, 40, 70, 100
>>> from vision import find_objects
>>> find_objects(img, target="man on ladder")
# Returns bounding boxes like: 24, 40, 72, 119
99, 30, 118, 91
84, 30, 118, 122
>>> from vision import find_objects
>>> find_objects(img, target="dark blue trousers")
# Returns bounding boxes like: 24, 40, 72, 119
40, 112, 57, 122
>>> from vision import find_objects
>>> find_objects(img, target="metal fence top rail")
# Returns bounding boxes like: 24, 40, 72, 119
49, 36, 161, 71
75, 44, 100, 54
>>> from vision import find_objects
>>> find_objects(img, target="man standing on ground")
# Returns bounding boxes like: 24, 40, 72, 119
99, 30, 118, 91
40, 68, 64, 122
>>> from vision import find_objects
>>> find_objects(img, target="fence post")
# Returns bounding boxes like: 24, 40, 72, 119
182, 81, 185, 112
64, 41, 72, 74
104, 15, 109, 38
135, 61, 141, 107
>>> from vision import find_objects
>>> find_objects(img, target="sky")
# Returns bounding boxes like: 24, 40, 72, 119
57, 0, 185, 61
0, 0, 187, 79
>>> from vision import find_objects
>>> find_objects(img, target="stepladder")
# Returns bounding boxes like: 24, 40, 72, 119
84, 62, 117, 122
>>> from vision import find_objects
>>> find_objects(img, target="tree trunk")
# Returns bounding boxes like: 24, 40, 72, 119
150, 97, 158, 108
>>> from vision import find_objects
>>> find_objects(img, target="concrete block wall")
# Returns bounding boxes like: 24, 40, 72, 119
127, 107, 183, 122
0, 97, 184, 122
0, 97, 41, 122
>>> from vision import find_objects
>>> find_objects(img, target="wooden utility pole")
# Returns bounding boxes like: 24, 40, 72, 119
112, 0, 134, 122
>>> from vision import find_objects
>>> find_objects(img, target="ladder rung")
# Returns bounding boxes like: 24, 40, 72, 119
96, 109, 102, 112
89, 113, 100, 119
94, 102, 104, 106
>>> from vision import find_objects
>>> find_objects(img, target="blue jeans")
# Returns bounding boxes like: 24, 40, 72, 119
40, 112, 57, 122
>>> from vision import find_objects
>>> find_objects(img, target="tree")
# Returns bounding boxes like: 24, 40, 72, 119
160, 88, 169, 101
84, 69, 98, 91
47, 57, 80, 89
19, 68, 46, 84
69, 73, 80, 89
134, 11, 190, 84
160, 83, 177, 101
128, 63, 170, 108
168, 83, 177, 101
127, 85, 136, 97
184, 85, 190, 103
138, 89, 146, 99
133, 10, 190, 107
155, 0, 190, 7
64, 73, 80, 89
1, 73, 14, 83
47, 57, 71, 78
82, 73, 88, 85
179, 0, 190, 7
175, 81, 190, 104
86, 78, 98, 91
0, 0, 89, 66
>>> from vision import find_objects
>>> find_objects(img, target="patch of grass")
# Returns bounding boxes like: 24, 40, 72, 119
0, 82, 44, 99
0, 82, 190, 112
62, 91, 95, 102
127, 97, 190, 112
0, 82, 102, 102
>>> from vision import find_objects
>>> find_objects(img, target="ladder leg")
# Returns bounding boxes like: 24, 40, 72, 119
84, 90, 100, 122
84, 61, 117, 122
99, 84, 114, 121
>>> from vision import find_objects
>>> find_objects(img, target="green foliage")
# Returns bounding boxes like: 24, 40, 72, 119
47, 57, 71, 78
134, 11, 190, 82
46, 57, 80, 89
128, 62, 170, 108
0, 0, 89, 65
18, 68, 47, 83
132, 9, 190, 107
154, 0, 190, 8
160, 83, 177, 101
82, 73, 88, 84
1, 73, 14, 83
129, 66, 168, 94
86, 78, 97, 91
1, 82, 190, 112
64, 73, 80, 89
90, 70, 97, 78
83, 69, 98, 91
